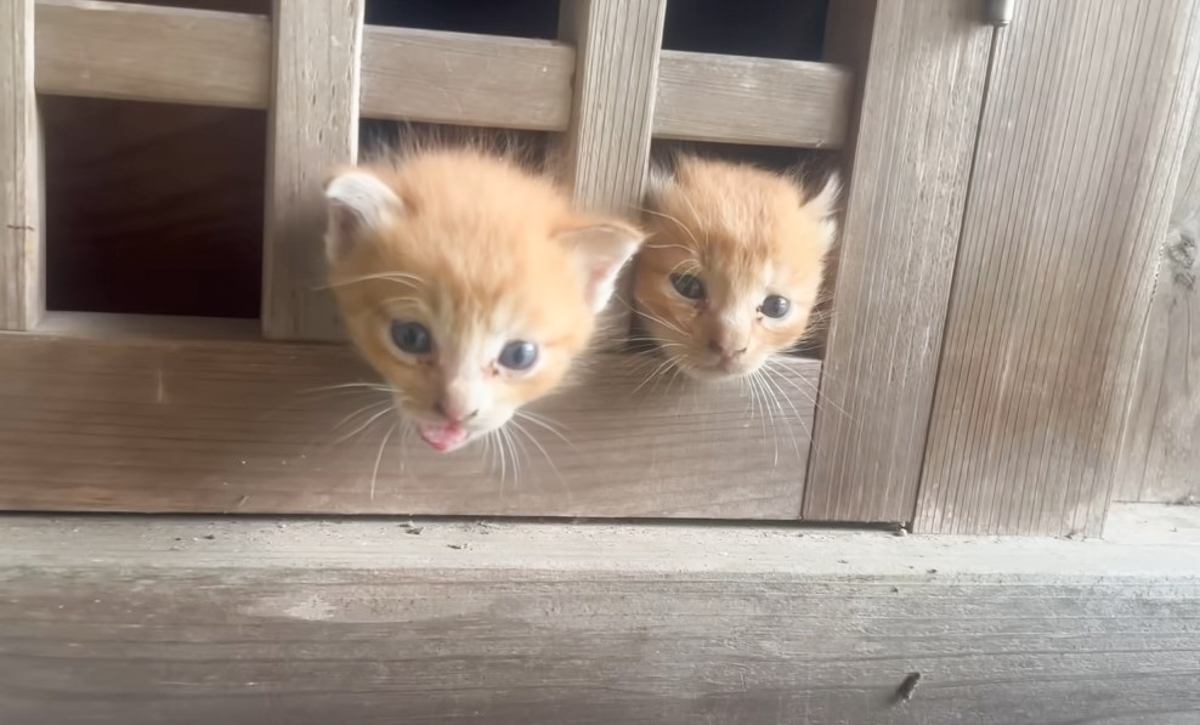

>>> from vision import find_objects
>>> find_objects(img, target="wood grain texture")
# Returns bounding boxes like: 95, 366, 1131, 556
802, 0, 993, 523
917, 0, 1200, 535
1115, 95, 1200, 503
261, 0, 363, 341
361, 25, 573, 130
654, 51, 849, 149
555, 0, 666, 213
0, 330, 816, 517
1, 508, 1198, 724
35, 0, 271, 109
1, 0, 41, 331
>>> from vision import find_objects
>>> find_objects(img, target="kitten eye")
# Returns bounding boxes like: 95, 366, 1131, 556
390, 321, 433, 355
498, 340, 538, 371
670, 273, 706, 300
761, 295, 791, 319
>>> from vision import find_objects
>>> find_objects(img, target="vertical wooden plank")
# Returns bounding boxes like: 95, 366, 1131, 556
0, 0, 41, 330
802, 0, 993, 522
262, 0, 364, 340
917, 0, 1200, 535
1114, 82, 1200, 504
556, 0, 666, 214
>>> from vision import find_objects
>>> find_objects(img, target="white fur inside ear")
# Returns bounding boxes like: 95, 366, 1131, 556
560, 223, 646, 313
324, 170, 401, 261
805, 171, 842, 221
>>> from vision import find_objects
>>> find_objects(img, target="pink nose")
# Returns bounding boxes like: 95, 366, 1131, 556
708, 339, 748, 360
434, 400, 479, 424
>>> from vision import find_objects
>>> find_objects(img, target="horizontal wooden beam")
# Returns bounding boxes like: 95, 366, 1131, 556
361, 25, 574, 131
654, 50, 850, 148
35, 0, 272, 110
0, 325, 818, 518
34, 0, 848, 147
1, 504, 1197, 723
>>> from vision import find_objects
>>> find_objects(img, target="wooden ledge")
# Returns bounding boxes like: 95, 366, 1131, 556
35, 0, 849, 148
0, 327, 819, 518
1, 505, 1197, 724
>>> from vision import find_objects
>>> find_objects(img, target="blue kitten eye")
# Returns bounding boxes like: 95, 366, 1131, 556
390, 321, 432, 354
670, 273, 706, 300
498, 340, 538, 370
761, 295, 791, 319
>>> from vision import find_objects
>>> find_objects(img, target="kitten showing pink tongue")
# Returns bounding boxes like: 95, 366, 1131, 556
417, 422, 469, 453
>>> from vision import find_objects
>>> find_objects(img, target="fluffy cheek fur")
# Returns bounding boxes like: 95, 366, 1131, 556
633, 249, 816, 378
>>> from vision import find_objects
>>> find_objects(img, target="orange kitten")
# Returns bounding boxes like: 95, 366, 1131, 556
324, 148, 644, 453
633, 155, 838, 379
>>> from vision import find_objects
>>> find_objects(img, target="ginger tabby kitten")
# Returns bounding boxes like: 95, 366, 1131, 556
634, 155, 839, 380
324, 148, 644, 453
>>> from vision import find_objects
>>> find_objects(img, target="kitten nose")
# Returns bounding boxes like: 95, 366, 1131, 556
708, 339, 748, 359
434, 399, 480, 424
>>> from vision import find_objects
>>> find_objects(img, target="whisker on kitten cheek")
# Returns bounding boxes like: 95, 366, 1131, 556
369, 423, 397, 502
317, 271, 427, 292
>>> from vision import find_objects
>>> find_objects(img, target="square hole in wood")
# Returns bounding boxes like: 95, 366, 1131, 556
42, 96, 266, 319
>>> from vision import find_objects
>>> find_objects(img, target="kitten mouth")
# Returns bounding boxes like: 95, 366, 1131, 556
417, 422, 470, 453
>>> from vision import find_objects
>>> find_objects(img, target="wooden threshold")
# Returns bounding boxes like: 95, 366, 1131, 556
0, 504, 1197, 723
34, 0, 849, 148
0, 329, 818, 518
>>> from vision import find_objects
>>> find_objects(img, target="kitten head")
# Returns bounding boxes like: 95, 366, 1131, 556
634, 155, 838, 379
325, 149, 643, 452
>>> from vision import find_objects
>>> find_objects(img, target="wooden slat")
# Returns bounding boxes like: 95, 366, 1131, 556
802, 0, 993, 523
1, 0, 41, 331
261, 0, 363, 341
2, 507, 1199, 724
34, 1, 849, 149
556, 0, 666, 212
916, 0, 1200, 535
1114, 94, 1200, 504
360, 25, 573, 131
35, 0, 271, 109
0, 332, 816, 517
654, 50, 849, 149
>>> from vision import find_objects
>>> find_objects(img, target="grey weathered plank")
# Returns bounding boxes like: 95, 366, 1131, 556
1, 507, 1198, 725
803, 0, 993, 523
917, 0, 1200, 535
35, 0, 272, 109
0, 329, 816, 518
1, 0, 41, 331
555, 0, 666, 213
361, 25, 573, 131
1115, 90, 1200, 504
654, 50, 850, 149
261, 0, 364, 341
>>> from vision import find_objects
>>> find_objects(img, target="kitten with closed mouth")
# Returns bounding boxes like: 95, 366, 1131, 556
633, 155, 839, 381
324, 147, 644, 453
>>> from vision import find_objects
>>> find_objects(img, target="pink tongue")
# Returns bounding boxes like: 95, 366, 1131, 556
418, 422, 469, 453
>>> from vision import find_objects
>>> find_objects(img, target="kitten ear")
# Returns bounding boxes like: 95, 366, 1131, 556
557, 219, 647, 313
803, 171, 842, 221
323, 168, 403, 261
803, 171, 842, 252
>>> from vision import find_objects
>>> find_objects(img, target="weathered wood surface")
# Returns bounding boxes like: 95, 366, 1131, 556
261, 0, 363, 341
803, 0, 993, 523
1115, 89, 1200, 504
35, 0, 272, 109
917, 0, 1200, 535
1, 505, 1198, 725
555, 0, 666, 213
35, 0, 849, 151
0, 329, 815, 517
1, 0, 41, 331
654, 50, 849, 149
361, 25, 573, 131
